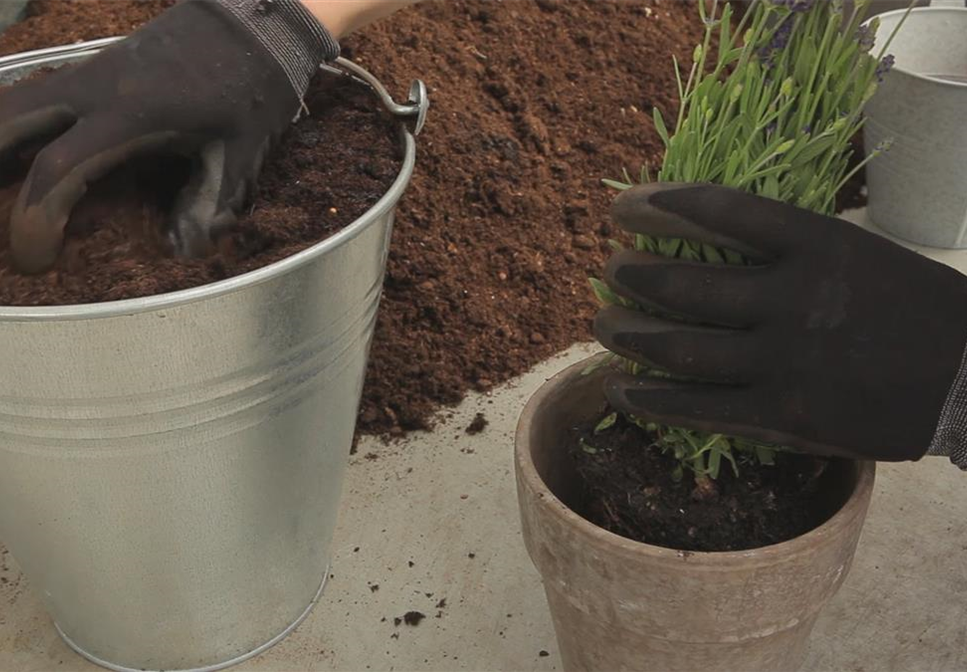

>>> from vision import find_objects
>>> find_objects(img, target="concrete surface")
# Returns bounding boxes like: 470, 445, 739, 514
2, 208, 967, 671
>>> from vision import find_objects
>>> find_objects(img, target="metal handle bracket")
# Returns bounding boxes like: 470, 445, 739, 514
329, 57, 428, 136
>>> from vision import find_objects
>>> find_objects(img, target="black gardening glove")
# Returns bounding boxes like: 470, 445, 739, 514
594, 183, 967, 469
0, 0, 339, 273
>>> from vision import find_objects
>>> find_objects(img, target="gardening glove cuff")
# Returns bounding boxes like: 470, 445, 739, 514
926, 343, 967, 470
218, 0, 340, 99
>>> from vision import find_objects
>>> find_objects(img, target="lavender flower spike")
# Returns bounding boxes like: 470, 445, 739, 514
773, 0, 816, 12
856, 24, 875, 52
876, 54, 896, 82
758, 18, 793, 66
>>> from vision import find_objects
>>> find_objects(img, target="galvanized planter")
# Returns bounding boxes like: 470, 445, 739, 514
864, 7, 967, 248
0, 0, 28, 34
0, 40, 426, 672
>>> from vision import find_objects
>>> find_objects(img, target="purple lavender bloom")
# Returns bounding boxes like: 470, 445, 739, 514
757, 12, 800, 69
855, 24, 875, 52
875, 54, 896, 82
773, 0, 815, 11
802, 124, 812, 135
772, 21, 794, 50
758, 19, 794, 67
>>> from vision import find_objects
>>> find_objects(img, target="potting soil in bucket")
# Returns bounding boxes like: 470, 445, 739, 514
0, 71, 402, 303
0, 44, 422, 671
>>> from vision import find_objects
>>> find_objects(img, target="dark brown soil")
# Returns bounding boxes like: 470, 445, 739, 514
465, 413, 488, 435
403, 611, 426, 626
568, 412, 846, 552
393, 611, 426, 627
0, 0, 177, 55
0, 71, 400, 305
343, 2, 711, 435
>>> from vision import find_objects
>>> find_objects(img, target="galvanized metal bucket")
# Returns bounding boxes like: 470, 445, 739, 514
864, 7, 967, 248
0, 40, 426, 672
0, 0, 27, 35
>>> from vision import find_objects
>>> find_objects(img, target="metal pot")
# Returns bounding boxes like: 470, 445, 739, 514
0, 0, 27, 35
864, 7, 967, 248
516, 355, 876, 672
0, 40, 426, 672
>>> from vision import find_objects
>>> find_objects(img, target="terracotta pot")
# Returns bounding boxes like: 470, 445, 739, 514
515, 355, 876, 672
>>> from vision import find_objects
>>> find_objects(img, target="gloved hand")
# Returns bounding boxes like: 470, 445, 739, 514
594, 183, 967, 469
0, 0, 338, 273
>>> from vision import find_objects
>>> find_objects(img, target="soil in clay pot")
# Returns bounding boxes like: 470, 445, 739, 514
0, 71, 401, 306
567, 410, 848, 552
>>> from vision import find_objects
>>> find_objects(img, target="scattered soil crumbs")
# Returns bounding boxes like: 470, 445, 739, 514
465, 413, 488, 435
395, 611, 426, 627
568, 412, 848, 552
0, 71, 400, 305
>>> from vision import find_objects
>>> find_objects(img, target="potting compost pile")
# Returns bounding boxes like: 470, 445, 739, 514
0, 0, 709, 436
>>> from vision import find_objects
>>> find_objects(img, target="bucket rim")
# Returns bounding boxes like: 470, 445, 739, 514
0, 39, 418, 322
866, 7, 967, 90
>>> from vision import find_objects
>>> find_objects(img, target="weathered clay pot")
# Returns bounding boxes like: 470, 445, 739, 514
515, 355, 876, 672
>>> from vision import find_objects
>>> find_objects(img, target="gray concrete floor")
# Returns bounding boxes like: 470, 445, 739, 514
2, 208, 967, 671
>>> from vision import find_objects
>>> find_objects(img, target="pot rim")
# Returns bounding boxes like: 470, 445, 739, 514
515, 352, 877, 568
866, 7, 967, 90
0, 39, 419, 322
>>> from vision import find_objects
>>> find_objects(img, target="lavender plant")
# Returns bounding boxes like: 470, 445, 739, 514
592, 0, 910, 482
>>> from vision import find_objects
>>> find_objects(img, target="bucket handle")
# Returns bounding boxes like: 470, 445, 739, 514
329, 58, 429, 137
0, 39, 428, 136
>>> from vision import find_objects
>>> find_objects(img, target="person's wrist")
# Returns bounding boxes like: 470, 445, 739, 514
216, 0, 340, 98
307, 1, 423, 39
924, 278, 967, 471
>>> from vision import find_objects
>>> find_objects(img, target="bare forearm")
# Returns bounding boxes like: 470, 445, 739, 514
300, 0, 422, 39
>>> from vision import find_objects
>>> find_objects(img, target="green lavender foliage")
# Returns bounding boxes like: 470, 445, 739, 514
592, 0, 909, 479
